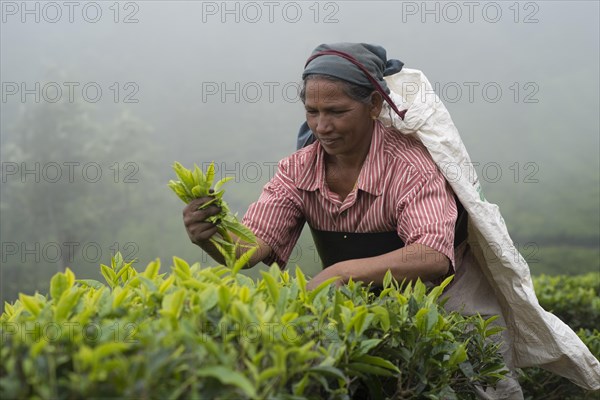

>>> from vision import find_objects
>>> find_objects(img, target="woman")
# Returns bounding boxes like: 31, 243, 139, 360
183, 42, 458, 291
183, 42, 526, 399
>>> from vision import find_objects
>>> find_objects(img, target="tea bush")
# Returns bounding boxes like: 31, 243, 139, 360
519, 273, 600, 400
1, 254, 508, 399
533, 273, 599, 331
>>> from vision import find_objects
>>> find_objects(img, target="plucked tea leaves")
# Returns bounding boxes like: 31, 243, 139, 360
168, 161, 257, 269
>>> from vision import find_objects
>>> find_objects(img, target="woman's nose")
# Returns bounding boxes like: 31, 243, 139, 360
315, 115, 332, 135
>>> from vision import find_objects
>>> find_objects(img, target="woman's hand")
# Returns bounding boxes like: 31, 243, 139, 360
306, 263, 346, 290
182, 196, 221, 245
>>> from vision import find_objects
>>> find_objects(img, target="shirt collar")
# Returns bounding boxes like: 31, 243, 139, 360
296, 142, 326, 192
356, 121, 385, 196
296, 121, 387, 196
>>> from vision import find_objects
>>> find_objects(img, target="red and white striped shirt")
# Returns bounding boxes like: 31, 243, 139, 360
243, 121, 457, 268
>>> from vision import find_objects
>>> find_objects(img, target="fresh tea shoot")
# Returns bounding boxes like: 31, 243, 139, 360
168, 161, 257, 268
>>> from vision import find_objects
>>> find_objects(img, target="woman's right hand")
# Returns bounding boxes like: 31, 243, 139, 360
182, 196, 221, 246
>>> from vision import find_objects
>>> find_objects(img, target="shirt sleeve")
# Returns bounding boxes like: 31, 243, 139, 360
242, 159, 305, 268
397, 168, 457, 269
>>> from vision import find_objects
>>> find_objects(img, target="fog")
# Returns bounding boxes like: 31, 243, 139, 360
1, 1, 599, 304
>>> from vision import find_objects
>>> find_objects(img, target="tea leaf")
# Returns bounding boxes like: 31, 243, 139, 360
484, 326, 504, 338
158, 274, 175, 294
308, 276, 339, 300
205, 161, 215, 189
214, 176, 233, 192
258, 366, 280, 384
143, 259, 161, 280
173, 256, 191, 280
76, 279, 103, 289
347, 362, 396, 377
112, 287, 129, 309
232, 246, 257, 275
309, 365, 346, 380
448, 343, 467, 367
100, 264, 117, 288
112, 252, 124, 271
192, 164, 205, 188
162, 289, 185, 318
260, 270, 280, 303
55, 289, 82, 322
194, 366, 256, 398
92, 342, 130, 360
354, 354, 400, 373
115, 261, 133, 283
222, 219, 257, 244
50, 272, 69, 302
19, 294, 42, 317
191, 185, 203, 197
173, 162, 195, 190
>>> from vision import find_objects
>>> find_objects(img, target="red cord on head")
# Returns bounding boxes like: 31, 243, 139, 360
305, 50, 407, 121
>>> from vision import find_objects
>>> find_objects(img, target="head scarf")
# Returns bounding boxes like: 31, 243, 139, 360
297, 43, 405, 150
302, 43, 403, 94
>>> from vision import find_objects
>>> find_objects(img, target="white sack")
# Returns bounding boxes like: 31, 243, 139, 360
378, 68, 600, 391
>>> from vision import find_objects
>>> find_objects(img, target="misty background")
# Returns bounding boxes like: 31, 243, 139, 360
1, 1, 599, 306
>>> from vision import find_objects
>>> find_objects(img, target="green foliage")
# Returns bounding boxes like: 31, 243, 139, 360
533, 273, 599, 331
518, 273, 600, 399
1, 254, 507, 399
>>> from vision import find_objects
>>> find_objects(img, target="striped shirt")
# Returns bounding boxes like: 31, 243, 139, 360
243, 121, 457, 268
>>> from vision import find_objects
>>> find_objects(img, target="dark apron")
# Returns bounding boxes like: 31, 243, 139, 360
310, 198, 468, 288
310, 228, 405, 268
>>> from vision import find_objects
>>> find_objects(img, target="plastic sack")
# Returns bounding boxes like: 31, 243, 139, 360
378, 68, 600, 390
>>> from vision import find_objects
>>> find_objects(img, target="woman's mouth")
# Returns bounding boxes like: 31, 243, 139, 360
319, 137, 341, 146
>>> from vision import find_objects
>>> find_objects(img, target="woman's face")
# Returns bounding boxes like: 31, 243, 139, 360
304, 78, 378, 159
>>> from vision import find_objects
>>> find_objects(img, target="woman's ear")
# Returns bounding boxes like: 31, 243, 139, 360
370, 91, 384, 117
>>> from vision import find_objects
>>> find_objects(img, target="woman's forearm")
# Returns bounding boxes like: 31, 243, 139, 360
335, 243, 450, 285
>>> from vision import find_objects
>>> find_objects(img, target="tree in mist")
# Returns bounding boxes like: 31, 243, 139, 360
1, 99, 161, 304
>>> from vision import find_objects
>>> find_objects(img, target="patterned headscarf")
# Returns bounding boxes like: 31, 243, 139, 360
302, 42, 403, 94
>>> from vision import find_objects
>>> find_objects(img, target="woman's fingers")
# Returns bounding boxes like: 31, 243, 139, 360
187, 222, 219, 244
183, 196, 221, 244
